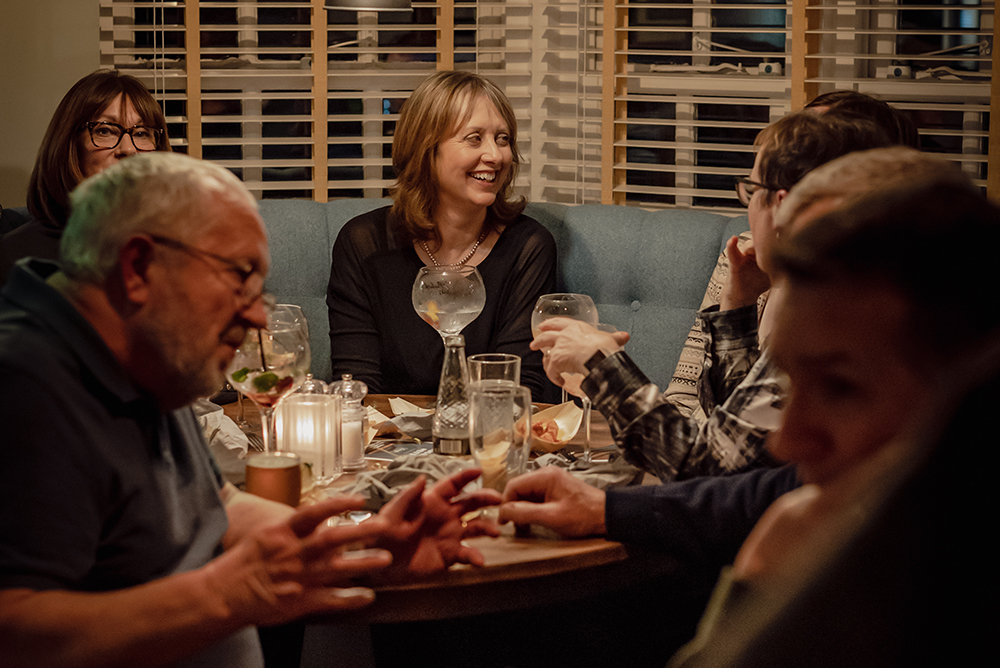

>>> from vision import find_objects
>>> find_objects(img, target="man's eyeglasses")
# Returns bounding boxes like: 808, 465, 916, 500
735, 177, 772, 207
82, 121, 161, 152
150, 235, 267, 307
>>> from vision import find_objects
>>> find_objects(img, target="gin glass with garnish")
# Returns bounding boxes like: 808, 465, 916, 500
227, 305, 311, 453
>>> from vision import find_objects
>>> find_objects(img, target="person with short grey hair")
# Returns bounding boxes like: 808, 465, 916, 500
60, 151, 256, 284
0, 151, 499, 668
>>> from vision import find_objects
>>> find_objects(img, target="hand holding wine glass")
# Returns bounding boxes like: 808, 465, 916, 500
531, 294, 599, 463
227, 305, 311, 453
531, 293, 598, 340
531, 294, 601, 397
531, 318, 628, 389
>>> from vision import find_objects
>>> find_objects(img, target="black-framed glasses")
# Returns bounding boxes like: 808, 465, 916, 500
150, 234, 267, 307
82, 121, 161, 151
735, 176, 772, 207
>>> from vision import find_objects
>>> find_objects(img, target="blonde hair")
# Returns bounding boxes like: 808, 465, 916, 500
390, 70, 524, 243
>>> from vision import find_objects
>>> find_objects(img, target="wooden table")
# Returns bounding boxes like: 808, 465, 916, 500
224, 394, 648, 612
298, 528, 693, 668
328, 524, 676, 625
225, 394, 699, 668
224, 394, 643, 617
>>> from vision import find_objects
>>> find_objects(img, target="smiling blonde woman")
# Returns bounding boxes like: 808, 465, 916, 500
326, 71, 556, 400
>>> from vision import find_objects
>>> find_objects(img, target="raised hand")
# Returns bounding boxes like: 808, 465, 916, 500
207, 495, 393, 628
720, 235, 771, 311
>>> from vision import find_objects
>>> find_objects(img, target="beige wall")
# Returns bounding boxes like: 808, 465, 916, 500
0, 0, 100, 209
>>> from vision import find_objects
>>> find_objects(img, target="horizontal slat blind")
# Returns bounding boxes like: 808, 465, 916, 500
611, 0, 793, 211
803, 0, 993, 188
100, 0, 995, 207
101, 0, 439, 199
101, 0, 603, 203
480, 0, 603, 204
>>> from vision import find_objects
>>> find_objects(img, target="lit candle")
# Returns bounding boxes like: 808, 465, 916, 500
341, 419, 364, 471
277, 394, 341, 484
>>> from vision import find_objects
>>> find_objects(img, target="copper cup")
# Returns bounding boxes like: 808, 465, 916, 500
245, 451, 302, 507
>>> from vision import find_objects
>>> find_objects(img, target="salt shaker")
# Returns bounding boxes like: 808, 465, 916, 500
330, 374, 368, 472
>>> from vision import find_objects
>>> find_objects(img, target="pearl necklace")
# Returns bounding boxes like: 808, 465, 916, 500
420, 227, 488, 267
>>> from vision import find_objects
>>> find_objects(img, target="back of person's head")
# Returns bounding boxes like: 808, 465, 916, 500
753, 110, 896, 205
61, 152, 254, 284
772, 177, 1000, 370
805, 91, 919, 148
391, 70, 524, 241
28, 70, 171, 229
775, 147, 969, 233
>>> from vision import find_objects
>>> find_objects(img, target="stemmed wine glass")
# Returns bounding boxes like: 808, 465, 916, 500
411, 265, 487, 340
279, 303, 309, 338
531, 293, 599, 463
228, 381, 252, 435
227, 305, 311, 454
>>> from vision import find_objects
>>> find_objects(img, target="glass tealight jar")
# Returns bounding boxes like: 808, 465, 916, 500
275, 375, 342, 486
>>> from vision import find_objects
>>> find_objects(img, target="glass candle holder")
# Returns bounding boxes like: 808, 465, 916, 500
276, 390, 342, 486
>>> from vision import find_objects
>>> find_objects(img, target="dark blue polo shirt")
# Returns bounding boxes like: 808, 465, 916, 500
0, 259, 262, 667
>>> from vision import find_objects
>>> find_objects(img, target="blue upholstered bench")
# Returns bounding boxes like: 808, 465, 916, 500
258, 198, 748, 389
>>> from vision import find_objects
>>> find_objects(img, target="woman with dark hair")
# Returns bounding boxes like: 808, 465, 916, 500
326, 70, 556, 399
0, 69, 171, 287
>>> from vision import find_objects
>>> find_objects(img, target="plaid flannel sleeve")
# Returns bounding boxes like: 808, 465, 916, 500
582, 350, 784, 482
698, 303, 762, 415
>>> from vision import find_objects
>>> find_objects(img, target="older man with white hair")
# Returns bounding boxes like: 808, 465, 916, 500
0, 152, 497, 668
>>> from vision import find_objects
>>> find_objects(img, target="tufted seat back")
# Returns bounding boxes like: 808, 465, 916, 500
258, 197, 748, 388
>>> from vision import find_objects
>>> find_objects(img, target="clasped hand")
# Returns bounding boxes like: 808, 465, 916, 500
373, 467, 502, 575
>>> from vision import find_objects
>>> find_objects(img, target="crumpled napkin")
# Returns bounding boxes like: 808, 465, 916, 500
531, 452, 644, 490
336, 454, 472, 510
384, 412, 434, 441
388, 397, 433, 416
193, 398, 250, 486
369, 397, 435, 442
